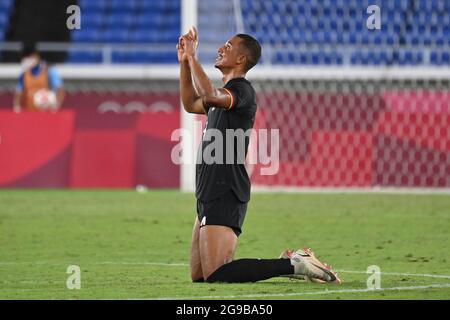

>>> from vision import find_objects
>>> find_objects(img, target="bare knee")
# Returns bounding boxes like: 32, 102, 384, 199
191, 251, 204, 282
191, 275, 204, 282
191, 264, 204, 282
190, 218, 204, 282
201, 251, 234, 280
199, 225, 238, 281
192, 278, 204, 283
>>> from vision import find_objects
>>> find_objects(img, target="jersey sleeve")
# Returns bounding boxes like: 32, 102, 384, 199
48, 67, 63, 90
224, 81, 253, 111
16, 74, 25, 92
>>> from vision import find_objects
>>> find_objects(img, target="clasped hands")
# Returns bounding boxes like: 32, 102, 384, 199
177, 26, 199, 62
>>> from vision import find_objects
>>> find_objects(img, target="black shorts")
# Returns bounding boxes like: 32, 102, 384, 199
196, 190, 248, 237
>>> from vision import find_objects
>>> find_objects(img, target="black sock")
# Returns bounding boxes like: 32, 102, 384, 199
206, 259, 294, 283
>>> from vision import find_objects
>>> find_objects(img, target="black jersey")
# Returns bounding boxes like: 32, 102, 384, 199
195, 77, 257, 203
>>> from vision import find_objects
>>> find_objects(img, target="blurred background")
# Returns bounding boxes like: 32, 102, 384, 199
0, 0, 449, 190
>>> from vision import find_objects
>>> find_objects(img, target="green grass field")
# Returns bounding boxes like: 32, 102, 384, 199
1, 190, 449, 300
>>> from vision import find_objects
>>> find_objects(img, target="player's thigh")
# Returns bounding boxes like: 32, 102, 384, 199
199, 225, 238, 280
190, 218, 203, 282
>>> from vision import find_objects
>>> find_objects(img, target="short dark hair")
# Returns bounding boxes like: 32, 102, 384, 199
236, 34, 261, 71
22, 42, 39, 58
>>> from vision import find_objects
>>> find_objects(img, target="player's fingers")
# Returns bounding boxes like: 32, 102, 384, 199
191, 26, 198, 49
190, 27, 196, 37
183, 35, 194, 45
192, 26, 198, 41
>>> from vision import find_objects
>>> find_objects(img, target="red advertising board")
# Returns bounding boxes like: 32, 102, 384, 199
0, 89, 449, 188
0, 91, 181, 188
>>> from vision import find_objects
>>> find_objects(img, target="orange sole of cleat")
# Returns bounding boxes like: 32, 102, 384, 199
303, 247, 343, 284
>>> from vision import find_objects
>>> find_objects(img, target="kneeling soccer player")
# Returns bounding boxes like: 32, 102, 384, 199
177, 27, 341, 284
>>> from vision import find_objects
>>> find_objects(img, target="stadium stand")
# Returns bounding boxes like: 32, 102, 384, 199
0, 0, 449, 65
70, 0, 180, 63
240, 0, 450, 65
0, 0, 13, 42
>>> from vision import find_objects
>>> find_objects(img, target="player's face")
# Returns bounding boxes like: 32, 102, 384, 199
215, 36, 243, 70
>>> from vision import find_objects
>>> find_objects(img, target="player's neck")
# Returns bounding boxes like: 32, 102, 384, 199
221, 69, 246, 84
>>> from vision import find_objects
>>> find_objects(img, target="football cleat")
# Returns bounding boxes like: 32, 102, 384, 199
279, 248, 342, 284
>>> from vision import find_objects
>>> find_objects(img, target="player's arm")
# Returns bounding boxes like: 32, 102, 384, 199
13, 91, 22, 113
188, 56, 233, 110
56, 87, 65, 109
183, 27, 233, 110
178, 36, 206, 114
180, 59, 206, 114
13, 75, 24, 112
48, 67, 65, 108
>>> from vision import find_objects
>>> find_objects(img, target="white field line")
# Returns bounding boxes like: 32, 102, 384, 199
2, 261, 450, 280
0, 261, 190, 267
2, 283, 449, 296
3, 283, 449, 297
337, 269, 450, 280
0, 261, 56, 265
97, 262, 189, 267
98, 262, 450, 280
153, 283, 450, 300
251, 186, 450, 194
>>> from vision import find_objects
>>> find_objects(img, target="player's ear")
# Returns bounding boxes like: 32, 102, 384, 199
236, 54, 246, 67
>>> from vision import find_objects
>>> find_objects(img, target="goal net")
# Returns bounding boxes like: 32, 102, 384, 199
180, 0, 450, 191
247, 69, 450, 189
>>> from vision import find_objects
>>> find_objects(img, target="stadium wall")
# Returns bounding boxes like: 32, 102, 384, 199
0, 80, 448, 189
0, 97, 180, 188
250, 90, 450, 188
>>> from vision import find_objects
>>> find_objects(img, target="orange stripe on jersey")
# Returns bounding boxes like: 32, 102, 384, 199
223, 88, 234, 110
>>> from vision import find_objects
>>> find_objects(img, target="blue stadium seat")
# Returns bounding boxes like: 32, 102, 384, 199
112, 51, 177, 64
139, 0, 180, 12
82, 13, 104, 29
351, 51, 394, 66
71, 30, 101, 43
155, 30, 179, 43
396, 50, 424, 65
0, 12, 8, 27
135, 12, 179, 28
128, 30, 160, 43
67, 51, 103, 63
104, 13, 136, 28
135, 13, 161, 28
0, 0, 12, 11
0, 0, 11, 33
111, 52, 128, 63
110, 0, 137, 11
417, 0, 445, 12
78, 0, 109, 11
274, 51, 343, 65
430, 52, 450, 65
101, 30, 129, 43
59, 0, 450, 65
